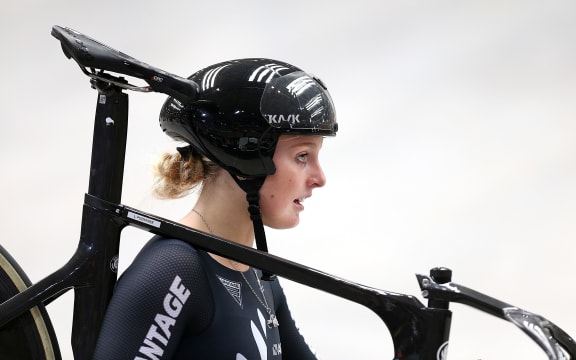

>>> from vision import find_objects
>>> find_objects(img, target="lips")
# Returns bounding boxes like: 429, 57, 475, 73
294, 195, 310, 210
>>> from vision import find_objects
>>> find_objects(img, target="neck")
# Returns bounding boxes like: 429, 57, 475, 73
179, 171, 254, 270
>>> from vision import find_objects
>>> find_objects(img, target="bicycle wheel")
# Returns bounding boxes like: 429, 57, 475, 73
0, 245, 61, 360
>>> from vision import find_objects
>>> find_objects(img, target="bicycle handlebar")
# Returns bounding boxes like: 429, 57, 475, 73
51, 25, 199, 103
418, 274, 576, 359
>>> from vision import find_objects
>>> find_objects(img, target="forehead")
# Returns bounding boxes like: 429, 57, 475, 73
277, 135, 324, 149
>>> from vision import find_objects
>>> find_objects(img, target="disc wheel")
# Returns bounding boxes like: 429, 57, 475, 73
0, 245, 61, 359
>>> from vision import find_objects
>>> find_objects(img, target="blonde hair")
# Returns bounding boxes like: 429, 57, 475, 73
152, 146, 219, 199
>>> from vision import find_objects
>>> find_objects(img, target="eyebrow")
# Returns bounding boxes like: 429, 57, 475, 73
282, 137, 322, 150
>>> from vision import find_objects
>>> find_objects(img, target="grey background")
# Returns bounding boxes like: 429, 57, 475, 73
1, 1, 575, 358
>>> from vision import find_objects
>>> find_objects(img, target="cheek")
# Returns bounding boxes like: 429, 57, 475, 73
259, 183, 276, 211
259, 193, 277, 221
259, 160, 296, 207
261, 186, 280, 207
263, 177, 292, 199
260, 178, 289, 212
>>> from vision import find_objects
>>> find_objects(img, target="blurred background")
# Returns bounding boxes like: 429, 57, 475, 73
1, 0, 575, 358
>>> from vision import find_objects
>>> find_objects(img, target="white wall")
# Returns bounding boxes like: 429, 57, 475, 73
1, 1, 575, 359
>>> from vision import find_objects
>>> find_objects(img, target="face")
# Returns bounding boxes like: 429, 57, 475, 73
259, 135, 327, 229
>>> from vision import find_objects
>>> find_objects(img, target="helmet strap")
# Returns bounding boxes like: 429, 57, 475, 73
233, 176, 276, 281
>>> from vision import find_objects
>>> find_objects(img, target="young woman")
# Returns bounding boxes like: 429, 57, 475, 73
92, 58, 338, 359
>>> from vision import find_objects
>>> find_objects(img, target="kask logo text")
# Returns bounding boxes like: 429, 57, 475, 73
265, 114, 300, 125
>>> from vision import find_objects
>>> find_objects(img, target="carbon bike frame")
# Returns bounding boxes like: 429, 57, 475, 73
0, 25, 574, 360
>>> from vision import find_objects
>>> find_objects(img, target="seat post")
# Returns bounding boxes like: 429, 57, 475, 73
72, 83, 129, 359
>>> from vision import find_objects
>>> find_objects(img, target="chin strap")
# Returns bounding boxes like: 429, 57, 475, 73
233, 176, 276, 281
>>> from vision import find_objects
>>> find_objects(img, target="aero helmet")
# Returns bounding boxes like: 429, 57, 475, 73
159, 58, 338, 178
159, 59, 337, 278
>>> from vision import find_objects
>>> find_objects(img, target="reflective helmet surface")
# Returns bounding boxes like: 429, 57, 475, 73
159, 58, 338, 177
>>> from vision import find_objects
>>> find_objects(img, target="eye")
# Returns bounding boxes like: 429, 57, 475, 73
296, 152, 308, 163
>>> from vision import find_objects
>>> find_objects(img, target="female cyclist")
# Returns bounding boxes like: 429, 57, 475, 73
92, 58, 338, 359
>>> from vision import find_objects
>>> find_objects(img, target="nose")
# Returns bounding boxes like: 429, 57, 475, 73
308, 162, 326, 188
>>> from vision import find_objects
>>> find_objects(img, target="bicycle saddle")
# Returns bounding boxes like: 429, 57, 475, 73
51, 25, 198, 103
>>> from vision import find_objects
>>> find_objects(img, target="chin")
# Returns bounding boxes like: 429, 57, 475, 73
263, 216, 300, 230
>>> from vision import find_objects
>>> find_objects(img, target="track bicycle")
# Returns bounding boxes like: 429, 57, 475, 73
0, 25, 574, 360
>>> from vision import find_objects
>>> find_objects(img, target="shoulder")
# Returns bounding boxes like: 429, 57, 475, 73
136, 236, 202, 265
121, 237, 207, 287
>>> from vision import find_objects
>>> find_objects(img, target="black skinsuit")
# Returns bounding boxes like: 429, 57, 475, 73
93, 237, 317, 359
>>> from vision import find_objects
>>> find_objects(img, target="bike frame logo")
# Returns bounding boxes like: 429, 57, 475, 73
437, 341, 449, 360
110, 255, 119, 273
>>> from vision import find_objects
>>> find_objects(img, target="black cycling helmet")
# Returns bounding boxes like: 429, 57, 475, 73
159, 59, 337, 279
159, 58, 338, 178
